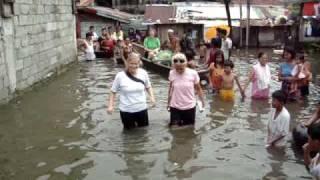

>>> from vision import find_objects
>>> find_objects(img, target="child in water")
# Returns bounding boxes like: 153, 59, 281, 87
290, 54, 312, 96
219, 60, 244, 101
208, 50, 225, 94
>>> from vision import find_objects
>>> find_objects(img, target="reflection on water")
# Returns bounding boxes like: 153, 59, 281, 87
0, 50, 319, 179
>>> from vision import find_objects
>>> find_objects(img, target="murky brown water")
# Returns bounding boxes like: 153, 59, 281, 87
0, 50, 319, 180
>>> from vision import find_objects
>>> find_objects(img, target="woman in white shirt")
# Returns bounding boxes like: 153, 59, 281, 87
107, 53, 155, 130
82, 32, 96, 61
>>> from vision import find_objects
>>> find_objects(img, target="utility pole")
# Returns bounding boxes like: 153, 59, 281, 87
245, 0, 250, 53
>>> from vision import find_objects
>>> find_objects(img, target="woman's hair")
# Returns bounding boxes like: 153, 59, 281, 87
308, 123, 320, 141
258, 52, 266, 59
127, 52, 140, 62
86, 32, 93, 38
207, 49, 224, 68
171, 53, 187, 64
214, 50, 225, 67
284, 47, 296, 60
149, 28, 156, 35
271, 90, 286, 104
299, 54, 305, 62
224, 60, 234, 69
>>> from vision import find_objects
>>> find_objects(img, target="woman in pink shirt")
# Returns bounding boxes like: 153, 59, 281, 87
167, 53, 205, 127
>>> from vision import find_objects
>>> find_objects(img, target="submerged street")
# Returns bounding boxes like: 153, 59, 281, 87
0, 51, 320, 180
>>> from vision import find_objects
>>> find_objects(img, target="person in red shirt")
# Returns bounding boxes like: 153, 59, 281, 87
100, 33, 115, 59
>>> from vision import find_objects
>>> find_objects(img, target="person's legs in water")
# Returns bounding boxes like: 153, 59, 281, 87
135, 109, 149, 127
180, 107, 196, 126
120, 111, 136, 130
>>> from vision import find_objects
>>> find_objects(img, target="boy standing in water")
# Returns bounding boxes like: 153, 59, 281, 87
266, 90, 290, 147
219, 61, 244, 101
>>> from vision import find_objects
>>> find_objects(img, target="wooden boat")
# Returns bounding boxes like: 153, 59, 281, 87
132, 43, 209, 84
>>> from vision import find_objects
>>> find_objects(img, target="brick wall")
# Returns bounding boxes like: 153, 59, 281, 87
0, 0, 77, 104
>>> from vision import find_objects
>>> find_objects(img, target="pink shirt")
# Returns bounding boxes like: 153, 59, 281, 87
169, 68, 200, 110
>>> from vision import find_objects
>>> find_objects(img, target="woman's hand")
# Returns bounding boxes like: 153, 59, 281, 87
107, 106, 114, 114
150, 97, 156, 108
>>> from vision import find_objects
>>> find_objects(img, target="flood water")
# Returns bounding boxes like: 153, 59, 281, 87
0, 50, 319, 180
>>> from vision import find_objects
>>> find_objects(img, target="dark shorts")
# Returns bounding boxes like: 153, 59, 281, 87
300, 85, 309, 97
169, 107, 196, 126
120, 109, 149, 130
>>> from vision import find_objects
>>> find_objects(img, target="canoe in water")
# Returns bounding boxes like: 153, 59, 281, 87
292, 124, 308, 149
132, 42, 209, 85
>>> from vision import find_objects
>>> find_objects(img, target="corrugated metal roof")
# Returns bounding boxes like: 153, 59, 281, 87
176, 4, 266, 20
232, 0, 285, 5
144, 3, 289, 27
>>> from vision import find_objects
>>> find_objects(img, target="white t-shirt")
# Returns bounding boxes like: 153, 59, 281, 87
267, 107, 290, 146
111, 68, 151, 112
92, 32, 98, 41
221, 37, 232, 59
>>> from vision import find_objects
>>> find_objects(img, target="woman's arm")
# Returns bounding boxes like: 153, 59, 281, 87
208, 65, 213, 88
195, 83, 205, 108
235, 75, 245, 98
107, 91, 116, 114
303, 143, 312, 167
242, 68, 254, 92
146, 86, 156, 107
167, 82, 173, 110
304, 108, 320, 127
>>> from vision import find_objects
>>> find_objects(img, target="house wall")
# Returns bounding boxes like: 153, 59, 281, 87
0, 0, 77, 104
155, 24, 203, 46
78, 14, 115, 38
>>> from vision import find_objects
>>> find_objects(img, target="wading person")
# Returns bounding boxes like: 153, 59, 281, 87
107, 53, 155, 130
88, 25, 98, 41
100, 32, 115, 59
220, 29, 232, 61
208, 50, 225, 94
167, 53, 205, 128
219, 60, 244, 101
243, 52, 271, 99
266, 90, 290, 148
163, 29, 180, 53
81, 32, 96, 61
303, 123, 320, 179
143, 28, 161, 59
294, 54, 312, 98
278, 48, 299, 101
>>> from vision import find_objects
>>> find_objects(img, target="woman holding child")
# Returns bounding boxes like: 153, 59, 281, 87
278, 48, 299, 101
167, 53, 205, 128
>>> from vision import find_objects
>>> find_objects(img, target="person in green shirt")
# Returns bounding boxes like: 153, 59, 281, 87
143, 29, 161, 59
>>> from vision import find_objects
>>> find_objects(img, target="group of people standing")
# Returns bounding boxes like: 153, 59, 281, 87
103, 25, 320, 178
80, 25, 134, 61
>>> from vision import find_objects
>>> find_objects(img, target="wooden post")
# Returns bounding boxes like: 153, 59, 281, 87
239, 0, 243, 47
245, 0, 250, 53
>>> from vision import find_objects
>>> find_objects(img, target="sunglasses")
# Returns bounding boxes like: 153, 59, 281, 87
173, 59, 185, 64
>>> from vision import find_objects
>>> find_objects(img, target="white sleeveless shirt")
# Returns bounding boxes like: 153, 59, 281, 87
84, 40, 96, 61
